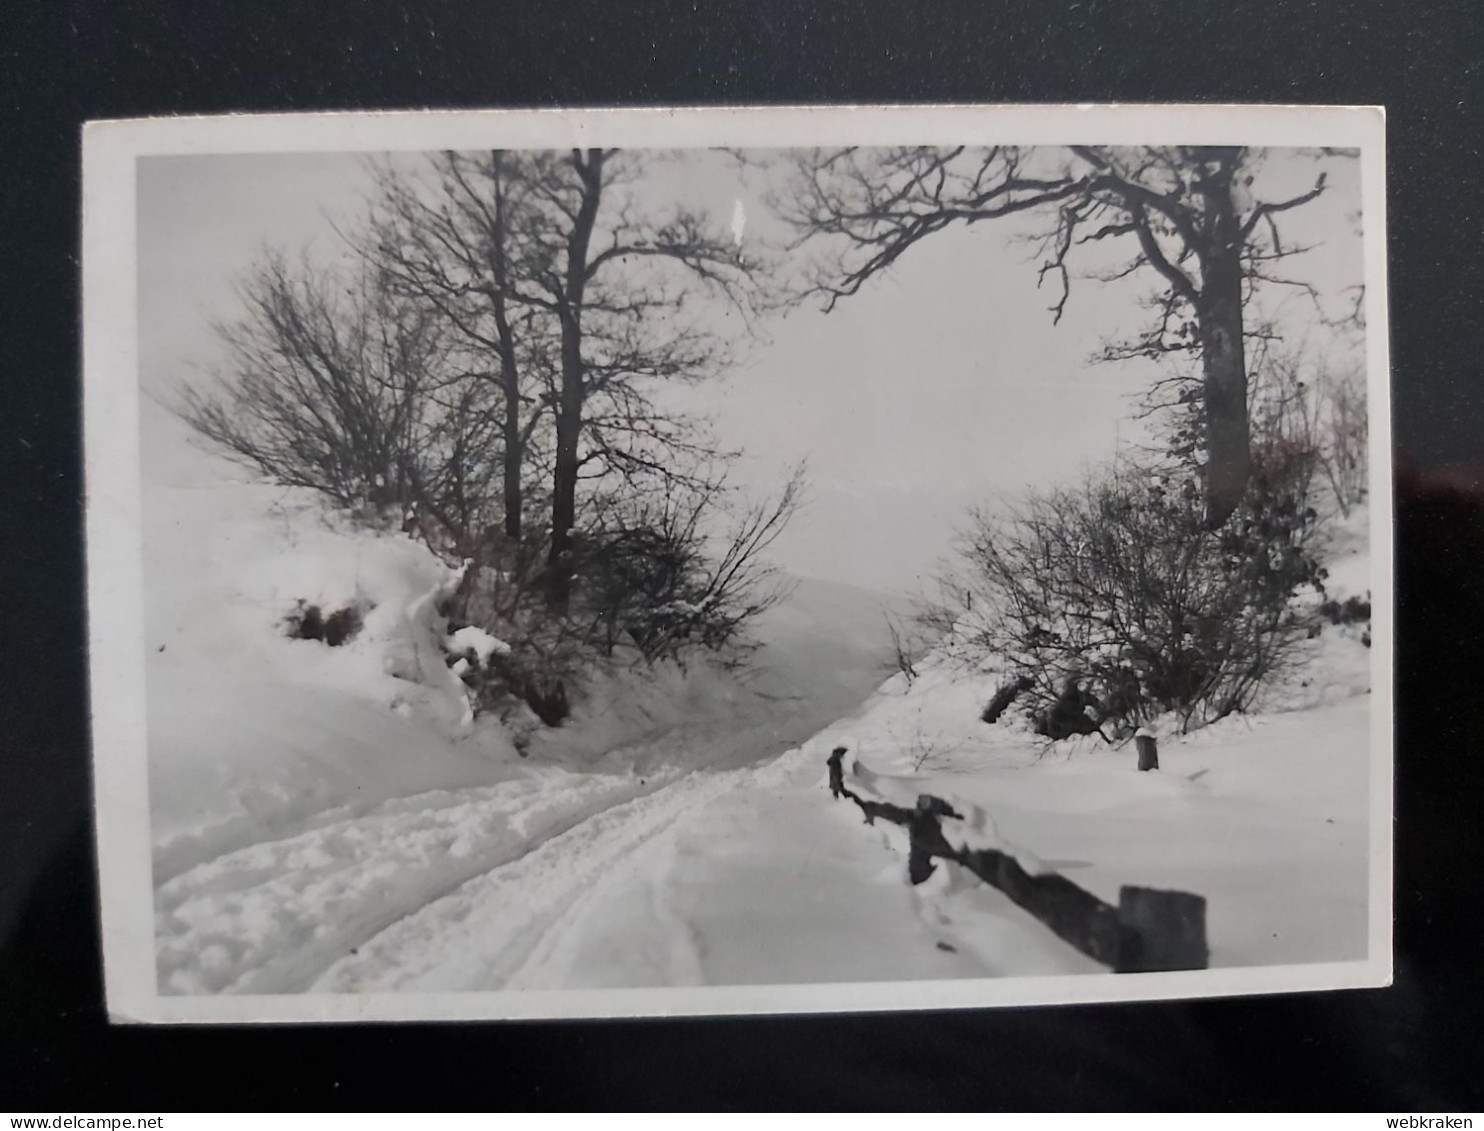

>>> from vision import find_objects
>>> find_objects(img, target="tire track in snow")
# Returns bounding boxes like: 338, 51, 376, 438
312, 769, 744, 993
154, 773, 672, 995
498, 796, 710, 991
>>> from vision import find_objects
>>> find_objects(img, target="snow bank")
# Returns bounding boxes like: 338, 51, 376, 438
145, 475, 470, 713
1261, 503, 1374, 714
720, 677, 1372, 974
142, 431, 516, 879
752, 506, 1376, 971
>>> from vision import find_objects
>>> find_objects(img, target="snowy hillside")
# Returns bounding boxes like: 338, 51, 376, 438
143, 426, 1374, 995
143, 472, 509, 883
142, 450, 918, 993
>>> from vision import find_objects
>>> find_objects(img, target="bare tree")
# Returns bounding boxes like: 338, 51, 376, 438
1313, 360, 1369, 518
178, 251, 492, 531
679, 467, 804, 658
491, 149, 768, 612
183, 151, 798, 727
1139, 340, 1362, 523
780, 146, 1346, 528
360, 151, 556, 544
884, 612, 920, 686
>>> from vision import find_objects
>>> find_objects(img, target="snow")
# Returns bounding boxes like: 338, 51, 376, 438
515, 575, 915, 775
143, 451, 514, 883
156, 771, 647, 994
445, 625, 511, 666
142, 426, 1376, 999
143, 439, 926, 992
815, 694, 1370, 969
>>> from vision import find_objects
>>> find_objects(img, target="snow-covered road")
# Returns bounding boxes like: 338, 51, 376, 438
155, 723, 1108, 996
142, 416, 1376, 1002
313, 767, 744, 993
143, 458, 951, 996
154, 770, 655, 994
155, 752, 784, 995
153, 688, 1373, 995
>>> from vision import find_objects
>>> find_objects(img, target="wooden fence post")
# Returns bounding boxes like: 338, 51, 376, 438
822, 751, 1208, 973
1115, 885, 1208, 972
905, 794, 960, 884
827, 746, 848, 799
1134, 728, 1159, 771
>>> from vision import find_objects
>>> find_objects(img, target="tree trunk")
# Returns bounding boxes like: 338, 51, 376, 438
546, 149, 605, 615
488, 152, 523, 543
1198, 262, 1251, 529
1194, 155, 1252, 530
548, 318, 584, 614
494, 314, 523, 541
490, 270, 523, 542
502, 397, 523, 540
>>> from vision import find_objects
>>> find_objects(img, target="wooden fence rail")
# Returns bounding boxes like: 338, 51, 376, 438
826, 746, 1208, 974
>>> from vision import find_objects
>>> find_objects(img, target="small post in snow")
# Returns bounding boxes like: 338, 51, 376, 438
1134, 727, 1159, 772
827, 746, 848, 799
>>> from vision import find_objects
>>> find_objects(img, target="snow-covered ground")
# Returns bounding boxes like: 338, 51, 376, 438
143, 425, 1374, 996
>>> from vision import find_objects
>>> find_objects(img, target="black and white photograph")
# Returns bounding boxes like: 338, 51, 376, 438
83, 105, 1391, 1023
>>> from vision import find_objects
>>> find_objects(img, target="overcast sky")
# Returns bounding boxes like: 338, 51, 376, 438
137, 148, 1363, 593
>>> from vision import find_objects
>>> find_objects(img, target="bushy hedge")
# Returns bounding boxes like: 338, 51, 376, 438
954, 451, 1326, 737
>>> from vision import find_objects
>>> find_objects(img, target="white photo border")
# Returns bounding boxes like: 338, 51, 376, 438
82, 103, 1393, 1024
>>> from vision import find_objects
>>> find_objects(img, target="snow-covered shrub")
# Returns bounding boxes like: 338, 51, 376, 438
952, 450, 1326, 735
440, 474, 799, 727
445, 624, 513, 667
444, 609, 580, 729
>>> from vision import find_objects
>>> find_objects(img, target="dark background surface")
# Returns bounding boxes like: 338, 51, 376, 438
3, 0, 1482, 1111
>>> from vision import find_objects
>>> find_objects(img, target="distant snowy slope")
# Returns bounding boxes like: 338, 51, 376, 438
751, 575, 915, 706
523, 575, 913, 773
